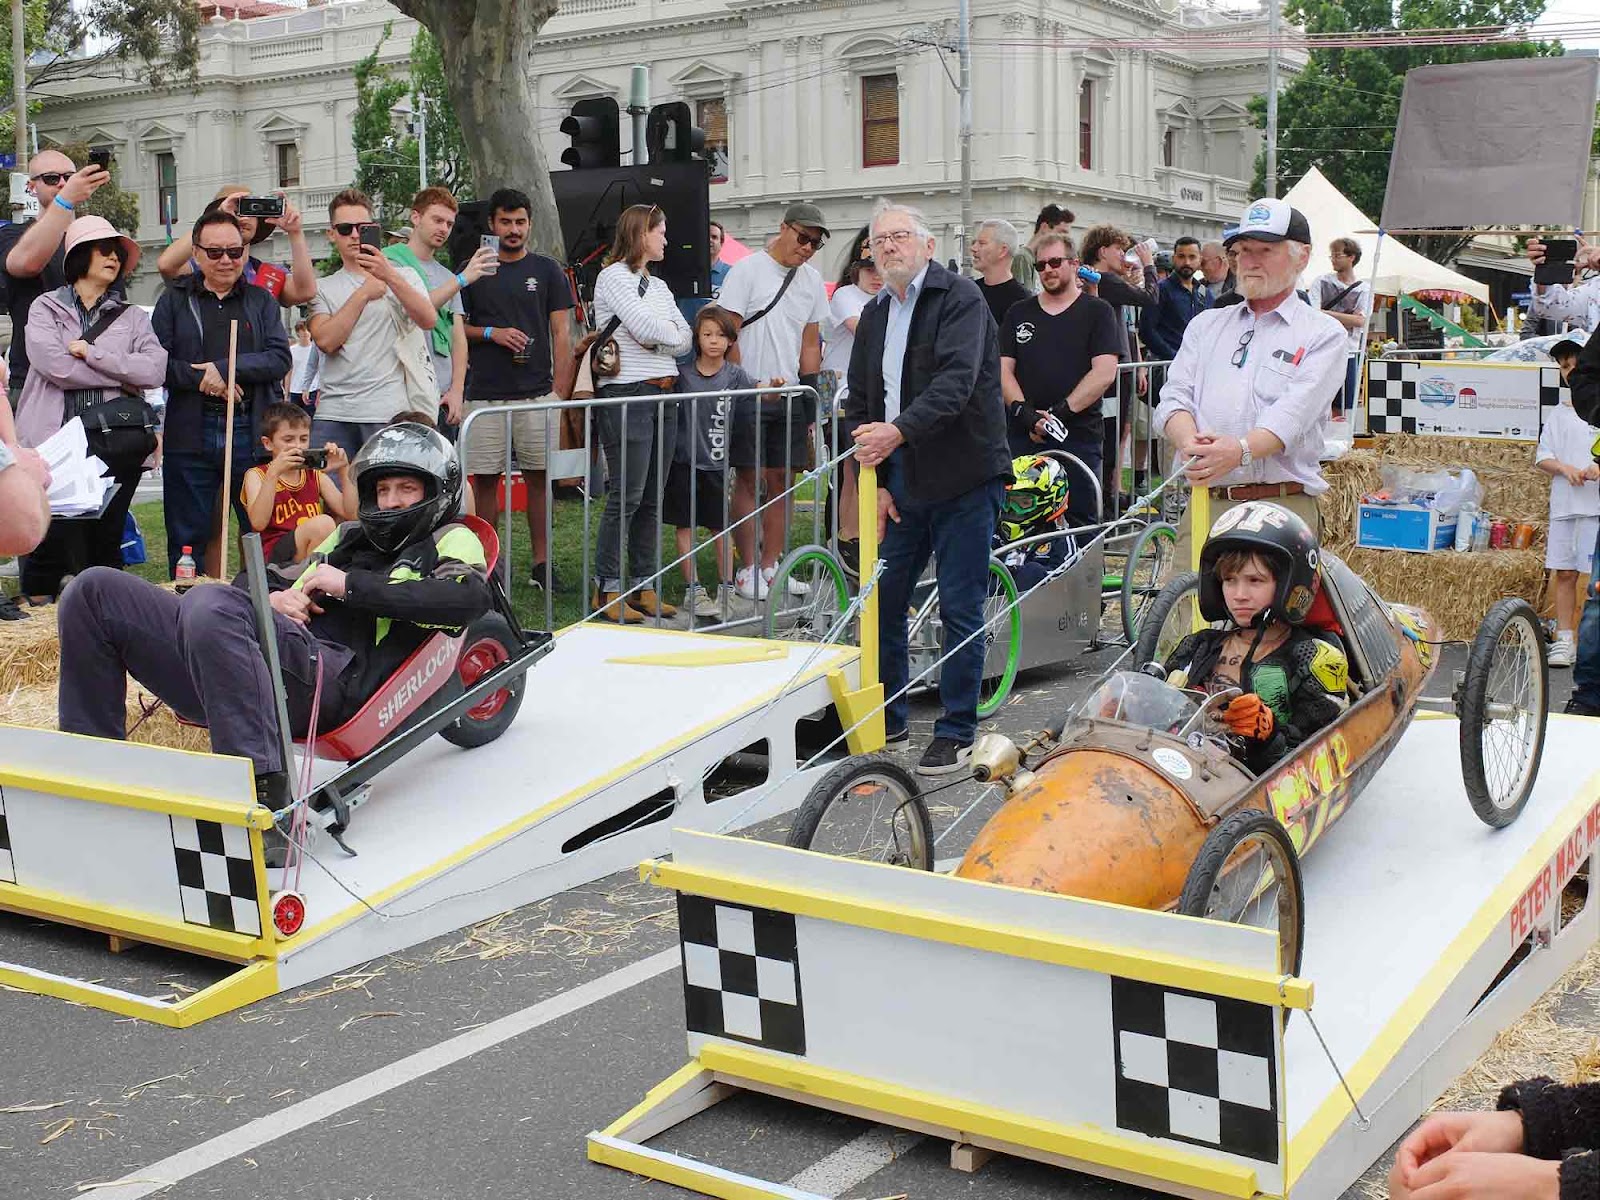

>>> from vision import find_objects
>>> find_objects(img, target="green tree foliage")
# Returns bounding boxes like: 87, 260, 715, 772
1251, 0, 1556, 263
49, 138, 138, 232
351, 23, 474, 239
29, 0, 201, 89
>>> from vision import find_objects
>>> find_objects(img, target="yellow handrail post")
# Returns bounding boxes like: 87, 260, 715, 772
1189, 481, 1210, 633
824, 458, 885, 753
856, 463, 880, 691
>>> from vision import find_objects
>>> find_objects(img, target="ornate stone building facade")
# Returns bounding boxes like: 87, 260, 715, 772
35, 0, 1296, 302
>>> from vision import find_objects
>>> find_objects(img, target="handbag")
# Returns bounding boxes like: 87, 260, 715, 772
72, 305, 158, 478
574, 272, 652, 390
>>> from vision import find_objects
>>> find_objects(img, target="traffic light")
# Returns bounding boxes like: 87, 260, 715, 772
645, 101, 705, 164
561, 97, 621, 170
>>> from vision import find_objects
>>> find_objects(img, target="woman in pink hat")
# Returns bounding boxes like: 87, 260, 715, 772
13, 214, 167, 604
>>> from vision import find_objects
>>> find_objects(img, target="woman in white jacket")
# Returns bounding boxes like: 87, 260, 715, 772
590, 204, 693, 622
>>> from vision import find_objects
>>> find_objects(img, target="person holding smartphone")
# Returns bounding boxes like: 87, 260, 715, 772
307, 188, 437, 465
1526, 236, 1600, 333
155, 184, 318, 307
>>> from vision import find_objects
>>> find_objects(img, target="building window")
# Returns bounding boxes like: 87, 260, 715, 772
1079, 79, 1094, 170
1162, 128, 1175, 168
697, 97, 729, 183
862, 74, 899, 167
276, 141, 301, 189
156, 152, 178, 226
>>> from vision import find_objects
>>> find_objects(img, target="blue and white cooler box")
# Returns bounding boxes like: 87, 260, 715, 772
1355, 503, 1458, 553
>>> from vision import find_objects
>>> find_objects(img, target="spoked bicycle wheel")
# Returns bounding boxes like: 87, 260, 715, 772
1179, 809, 1305, 976
1120, 521, 1178, 646
763, 544, 854, 643
786, 757, 933, 869
1458, 597, 1548, 828
977, 558, 1021, 718
1132, 571, 1202, 669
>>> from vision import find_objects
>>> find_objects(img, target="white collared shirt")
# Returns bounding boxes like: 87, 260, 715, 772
1530, 275, 1600, 333
1153, 291, 1347, 495
880, 263, 929, 423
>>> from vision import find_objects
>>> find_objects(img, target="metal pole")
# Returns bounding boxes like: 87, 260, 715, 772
11, 0, 26, 167
417, 96, 428, 191
957, 0, 973, 268
629, 64, 649, 165
1265, 0, 1280, 198
243, 533, 300, 796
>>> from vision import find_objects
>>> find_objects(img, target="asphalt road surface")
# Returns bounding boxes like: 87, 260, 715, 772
0, 642, 1579, 1200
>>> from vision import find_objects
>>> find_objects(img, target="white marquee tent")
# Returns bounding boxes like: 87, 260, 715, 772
1286, 166, 1490, 304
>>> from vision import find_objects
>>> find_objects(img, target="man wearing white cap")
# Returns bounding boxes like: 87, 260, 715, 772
1155, 198, 1347, 562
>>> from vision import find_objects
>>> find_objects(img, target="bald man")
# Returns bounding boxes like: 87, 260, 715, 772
1198, 239, 1233, 303
0, 150, 109, 395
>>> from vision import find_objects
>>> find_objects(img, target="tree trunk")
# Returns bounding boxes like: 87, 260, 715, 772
391, 0, 564, 258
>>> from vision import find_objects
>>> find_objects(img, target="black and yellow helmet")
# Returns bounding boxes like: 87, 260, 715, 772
1000, 454, 1070, 543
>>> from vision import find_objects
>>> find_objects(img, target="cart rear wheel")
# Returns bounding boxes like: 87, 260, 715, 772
1459, 598, 1548, 828
977, 558, 1021, 718
1179, 809, 1304, 976
439, 614, 526, 748
1133, 571, 1202, 669
786, 757, 933, 870
764, 545, 853, 643
1121, 522, 1178, 646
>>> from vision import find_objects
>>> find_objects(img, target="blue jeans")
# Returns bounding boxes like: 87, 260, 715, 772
1573, 539, 1600, 710
162, 406, 260, 577
878, 464, 1006, 745
311, 418, 389, 474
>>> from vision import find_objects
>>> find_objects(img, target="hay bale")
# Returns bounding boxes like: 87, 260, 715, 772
1339, 546, 1548, 641
1320, 450, 1384, 548
1375, 434, 1538, 474
0, 604, 61, 689
0, 680, 211, 754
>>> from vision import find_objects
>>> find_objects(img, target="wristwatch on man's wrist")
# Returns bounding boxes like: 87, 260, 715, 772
1238, 435, 1253, 468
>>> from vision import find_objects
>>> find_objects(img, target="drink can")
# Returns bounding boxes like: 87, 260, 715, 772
1513, 523, 1535, 550
1490, 520, 1510, 549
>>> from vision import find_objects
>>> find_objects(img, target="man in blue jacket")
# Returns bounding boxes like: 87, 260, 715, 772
845, 201, 1013, 777
153, 210, 292, 579
1138, 236, 1210, 361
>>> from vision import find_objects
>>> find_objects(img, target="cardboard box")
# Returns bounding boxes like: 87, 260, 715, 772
1356, 503, 1458, 553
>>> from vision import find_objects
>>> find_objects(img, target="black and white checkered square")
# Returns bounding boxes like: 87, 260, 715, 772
1541, 365, 1569, 410
1365, 361, 1417, 435
678, 894, 805, 1055
0, 784, 13, 884
1112, 977, 1279, 1163
170, 816, 260, 937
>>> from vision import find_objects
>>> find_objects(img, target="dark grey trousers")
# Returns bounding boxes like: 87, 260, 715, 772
57, 568, 355, 778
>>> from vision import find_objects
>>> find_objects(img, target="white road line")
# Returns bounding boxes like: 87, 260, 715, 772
786, 1125, 924, 1197
88, 947, 680, 1200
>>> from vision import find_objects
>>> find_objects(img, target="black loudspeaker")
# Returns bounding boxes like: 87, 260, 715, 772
549, 163, 711, 311
443, 200, 492, 273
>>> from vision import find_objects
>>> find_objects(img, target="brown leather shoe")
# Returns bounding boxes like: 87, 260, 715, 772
593, 590, 645, 623
629, 589, 677, 618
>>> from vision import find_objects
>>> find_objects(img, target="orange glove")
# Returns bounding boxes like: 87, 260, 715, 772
1224, 693, 1276, 740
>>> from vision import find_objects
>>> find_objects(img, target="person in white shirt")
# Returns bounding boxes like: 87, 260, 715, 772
717, 201, 831, 599
1526, 238, 1600, 332
287, 320, 322, 409
589, 203, 693, 623
1155, 198, 1348, 566
1536, 341, 1599, 667
1309, 237, 1373, 421
821, 253, 882, 571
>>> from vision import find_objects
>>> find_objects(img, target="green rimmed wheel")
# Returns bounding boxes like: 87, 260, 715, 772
1121, 521, 1178, 646
1133, 570, 1202, 669
764, 544, 853, 643
977, 557, 1022, 718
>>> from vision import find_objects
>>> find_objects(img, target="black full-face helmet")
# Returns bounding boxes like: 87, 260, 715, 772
349, 423, 462, 552
1197, 500, 1321, 625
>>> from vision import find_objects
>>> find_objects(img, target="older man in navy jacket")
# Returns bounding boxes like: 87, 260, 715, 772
845, 201, 1013, 777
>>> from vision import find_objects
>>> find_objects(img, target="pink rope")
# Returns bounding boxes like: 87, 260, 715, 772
287, 654, 325, 893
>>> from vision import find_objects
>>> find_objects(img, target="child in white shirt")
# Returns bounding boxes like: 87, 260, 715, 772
1536, 344, 1599, 666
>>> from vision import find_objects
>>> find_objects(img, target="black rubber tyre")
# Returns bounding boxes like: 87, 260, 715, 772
1179, 809, 1305, 976
1121, 521, 1179, 646
1133, 570, 1201, 669
439, 613, 526, 749
786, 756, 933, 870
1459, 597, 1548, 829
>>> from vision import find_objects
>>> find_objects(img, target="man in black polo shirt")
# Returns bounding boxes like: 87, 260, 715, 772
0, 150, 110, 398
998, 230, 1120, 525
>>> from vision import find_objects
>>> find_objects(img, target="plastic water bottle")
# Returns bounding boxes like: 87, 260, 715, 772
174, 546, 197, 593
1454, 501, 1477, 553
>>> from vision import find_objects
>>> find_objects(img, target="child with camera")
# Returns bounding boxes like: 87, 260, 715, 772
240, 402, 357, 568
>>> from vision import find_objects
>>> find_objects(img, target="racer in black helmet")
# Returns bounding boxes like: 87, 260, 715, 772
1155, 500, 1348, 774
56, 423, 491, 811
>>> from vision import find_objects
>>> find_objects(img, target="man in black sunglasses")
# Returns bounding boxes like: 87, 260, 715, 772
0, 149, 110, 399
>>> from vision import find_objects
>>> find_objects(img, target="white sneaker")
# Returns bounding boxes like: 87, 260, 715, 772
1550, 636, 1576, 668
735, 566, 768, 601
684, 582, 721, 619
764, 563, 808, 597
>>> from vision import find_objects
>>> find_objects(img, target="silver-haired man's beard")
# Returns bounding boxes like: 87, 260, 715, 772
1239, 264, 1301, 300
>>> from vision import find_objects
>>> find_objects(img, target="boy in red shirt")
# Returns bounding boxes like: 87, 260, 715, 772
241, 402, 356, 565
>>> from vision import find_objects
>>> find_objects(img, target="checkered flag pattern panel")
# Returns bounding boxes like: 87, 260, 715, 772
1365, 361, 1417, 435
678, 894, 805, 1055
1541, 365, 1570, 410
0, 785, 12, 884
170, 816, 261, 937
1112, 976, 1279, 1163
